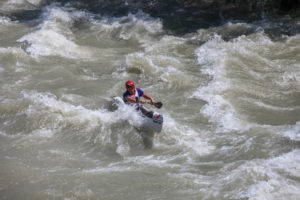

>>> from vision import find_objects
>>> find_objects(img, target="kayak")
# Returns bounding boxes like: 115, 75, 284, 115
112, 96, 163, 133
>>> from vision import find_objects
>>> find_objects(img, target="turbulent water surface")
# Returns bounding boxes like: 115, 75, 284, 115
0, 0, 300, 200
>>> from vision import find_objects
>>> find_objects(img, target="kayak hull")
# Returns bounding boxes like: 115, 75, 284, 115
112, 96, 163, 133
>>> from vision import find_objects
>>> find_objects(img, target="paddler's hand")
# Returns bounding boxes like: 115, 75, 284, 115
150, 98, 155, 105
140, 100, 146, 104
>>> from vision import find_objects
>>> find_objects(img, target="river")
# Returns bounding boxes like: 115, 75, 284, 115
0, 0, 299, 199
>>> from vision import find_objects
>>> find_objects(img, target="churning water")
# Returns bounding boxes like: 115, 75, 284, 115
0, 1, 299, 199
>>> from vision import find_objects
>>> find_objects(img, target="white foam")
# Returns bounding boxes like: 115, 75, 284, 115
0, 46, 29, 58
0, 130, 7, 136
22, 91, 147, 133
187, 150, 300, 200
125, 52, 183, 78
191, 31, 297, 132
119, 11, 163, 42
30, 128, 54, 138
1, 0, 40, 11
282, 121, 300, 141
193, 34, 249, 132
21, 91, 150, 155
91, 11, 163, 45
245, 150, 300, 200
0, 16, 13, 25
17, 6, 94, 59
125, 35, 192, 87
171, 125, 215, 156
276, 67, 300, 88
82, 165, 135, 174
156, 114, 215, 157
23, 91, 110, 129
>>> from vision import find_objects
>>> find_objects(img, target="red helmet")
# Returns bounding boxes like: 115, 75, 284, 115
125, 80, 135, 88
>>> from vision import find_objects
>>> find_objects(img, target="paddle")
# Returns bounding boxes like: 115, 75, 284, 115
148, 101, 163, 109
135, 97, 163, 109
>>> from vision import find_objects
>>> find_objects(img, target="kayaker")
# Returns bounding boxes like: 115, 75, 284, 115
123, 80, 156, 105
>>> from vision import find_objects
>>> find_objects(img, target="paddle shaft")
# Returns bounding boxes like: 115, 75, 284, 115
135, 97, 163, 109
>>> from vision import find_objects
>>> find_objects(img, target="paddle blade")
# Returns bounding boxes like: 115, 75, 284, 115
154, 102, 163, 109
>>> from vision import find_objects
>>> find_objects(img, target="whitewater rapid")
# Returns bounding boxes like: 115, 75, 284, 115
0, 1, 299, 200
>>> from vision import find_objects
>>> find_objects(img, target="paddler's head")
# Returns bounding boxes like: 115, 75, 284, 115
125, 80, 135, 94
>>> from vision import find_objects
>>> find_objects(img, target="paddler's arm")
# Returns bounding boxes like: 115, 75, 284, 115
142, 93, 155, 104
125, 96, 137, 103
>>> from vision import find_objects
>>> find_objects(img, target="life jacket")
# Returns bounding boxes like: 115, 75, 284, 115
127, 88, 140, 103
123, 88, 144, 104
